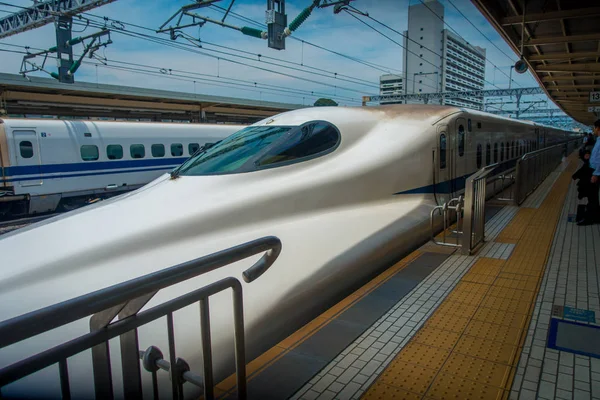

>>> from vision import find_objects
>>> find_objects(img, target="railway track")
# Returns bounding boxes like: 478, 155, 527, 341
0, 213, 59, 235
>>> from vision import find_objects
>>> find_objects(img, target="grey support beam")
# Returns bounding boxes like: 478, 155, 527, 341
501, 7, 600, 25
525, 33, 600, 46
536, 64, 600, 73
0, 0, 116, 39
529, 52, 600, 61
364, 87, 544, 103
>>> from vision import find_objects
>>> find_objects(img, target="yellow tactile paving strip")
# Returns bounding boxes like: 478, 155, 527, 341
214, 249, 425, 397
362, 155, 577, 400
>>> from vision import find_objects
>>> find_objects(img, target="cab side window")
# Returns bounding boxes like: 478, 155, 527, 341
20, 141, 33, 158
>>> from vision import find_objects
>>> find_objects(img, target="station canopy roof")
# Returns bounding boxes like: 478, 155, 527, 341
471, 0, 600, 126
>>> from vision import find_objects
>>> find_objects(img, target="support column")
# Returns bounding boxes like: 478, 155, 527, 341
55, 15, 74, 83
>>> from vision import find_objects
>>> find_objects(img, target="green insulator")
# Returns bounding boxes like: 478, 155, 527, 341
241, 26, 264, 39
48, 46, 58, 53
67, 36, 83, 46
289, 6, 313, 32
50, 72, 60, 80
69, 60, 81, 74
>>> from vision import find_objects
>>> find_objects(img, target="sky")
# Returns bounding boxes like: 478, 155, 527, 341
0, 0, 557, 110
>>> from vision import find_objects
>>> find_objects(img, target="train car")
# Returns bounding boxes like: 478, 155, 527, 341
0, 105, 579, 398
0, 119, 243, 218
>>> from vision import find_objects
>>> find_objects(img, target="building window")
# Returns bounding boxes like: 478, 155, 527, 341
458, 125, 465, 157
476, 144, 482, 168
81, 145, 99, 161
130, 144, 145, 159
486, 143, 491, 165
189, 143, 200, 155
171, 143, 184, 157
107, 144, 123, 160
439, 134, 446, 169
494, 143, 498, 163
151, 144, 165, 158
19, 141, 34, 158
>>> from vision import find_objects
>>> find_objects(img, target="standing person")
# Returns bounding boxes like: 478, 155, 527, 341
580, 120, 600, 225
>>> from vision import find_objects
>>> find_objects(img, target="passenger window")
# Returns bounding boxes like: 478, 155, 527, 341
458, 125, 465, 157
500, 143, 505, 162
506, 142, 509, 160
151, 144, 165, 158
130, 144, 145, 159
171, 143, 183, 157
189, 143, 200, 155
476, 144, 482, 169
257, 121, 340, 167
467, 119, 472, 132
494, 143, 498, 163
106, 144, 123, 160
81, 145, 99, 161
486, 143, 491, 166
511, 141, 515, 158
439, 133, 447, 169
19, 141, 33, 158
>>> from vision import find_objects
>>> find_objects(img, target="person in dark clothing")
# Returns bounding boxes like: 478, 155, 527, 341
578, 120, 600, 225
573, 149, 593, 222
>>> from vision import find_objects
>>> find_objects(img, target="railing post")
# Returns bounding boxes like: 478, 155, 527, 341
231, 282, 247, 400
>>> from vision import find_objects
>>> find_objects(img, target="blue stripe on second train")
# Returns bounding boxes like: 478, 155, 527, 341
3, 157, 190, 176
1, 165, 178, 183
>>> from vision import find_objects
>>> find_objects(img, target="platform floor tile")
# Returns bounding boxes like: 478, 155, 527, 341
360, 154, 579, 400
291, 204, 521, 400
509, 177, 600, 400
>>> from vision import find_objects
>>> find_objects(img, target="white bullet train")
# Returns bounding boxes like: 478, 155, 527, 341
0, 118, 242, 219
0, 105, 579, 398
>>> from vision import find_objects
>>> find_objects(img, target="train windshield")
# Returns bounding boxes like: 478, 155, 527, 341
177, 121, 340, 176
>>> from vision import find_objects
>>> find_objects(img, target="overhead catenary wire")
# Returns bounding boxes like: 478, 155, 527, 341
0, 45, 360, 104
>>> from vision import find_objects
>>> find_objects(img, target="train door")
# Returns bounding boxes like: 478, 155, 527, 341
13, 130, 42, 187
454, 117, 467, 195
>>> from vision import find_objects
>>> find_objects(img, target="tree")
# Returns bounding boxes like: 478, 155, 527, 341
314, 98, 338, 107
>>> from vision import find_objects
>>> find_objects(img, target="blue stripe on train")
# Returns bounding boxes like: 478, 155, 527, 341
3, 157, 189, 176
394, 159, 518, 195
1, 165, 178, 183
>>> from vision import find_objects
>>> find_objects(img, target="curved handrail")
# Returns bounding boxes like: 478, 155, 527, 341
0, 236, 282, 348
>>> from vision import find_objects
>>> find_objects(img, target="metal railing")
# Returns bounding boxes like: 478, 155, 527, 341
0, 236, 282, 400
461, 164, 498, 255
514, 142, 571, 205
430, 195, 463, 247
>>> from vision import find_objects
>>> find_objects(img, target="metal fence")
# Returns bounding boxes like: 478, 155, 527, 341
514, 142, 571, 205
461, 165, 498, 255
434, 138, 582, 254
0, 236, 282, 400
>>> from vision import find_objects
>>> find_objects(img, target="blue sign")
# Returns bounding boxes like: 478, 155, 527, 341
564, 306, 596, 323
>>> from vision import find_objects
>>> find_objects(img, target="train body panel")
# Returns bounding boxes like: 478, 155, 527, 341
0, 119, 242, 216
0, 105, 581, 398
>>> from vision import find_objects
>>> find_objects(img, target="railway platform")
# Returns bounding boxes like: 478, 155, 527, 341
214, 151, 600, 400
